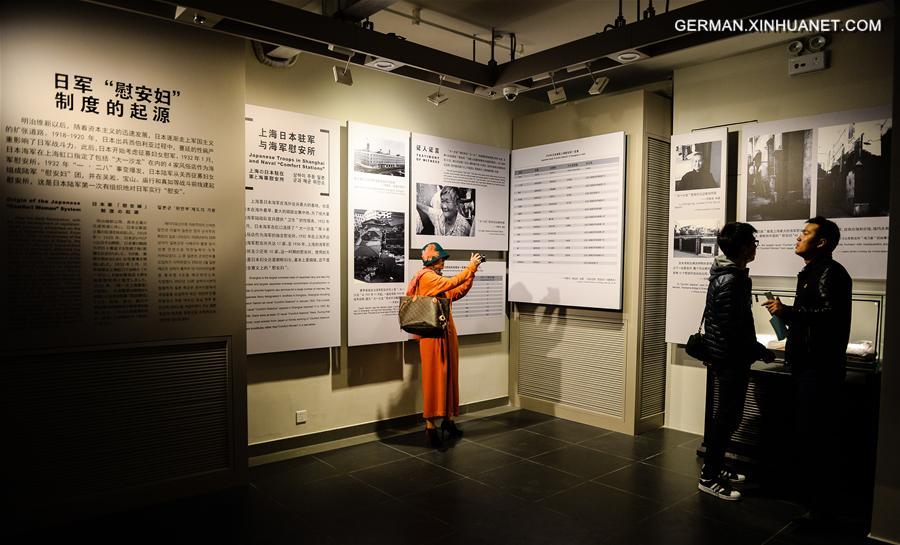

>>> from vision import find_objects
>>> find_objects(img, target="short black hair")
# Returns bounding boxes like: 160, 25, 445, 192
807, 216, 840, 252
717, 222, 757, 259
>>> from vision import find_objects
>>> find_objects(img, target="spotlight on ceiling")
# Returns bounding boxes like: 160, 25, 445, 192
787, 40, 805, 55
427, 75, 448, 106
588, 76, 610, 96
329, 45, 355, 86
547, 73, 566, 105
807, 35, 828, 52
608, 49, 649, 64
365, 56, 404, 71
333, 64, 353, 86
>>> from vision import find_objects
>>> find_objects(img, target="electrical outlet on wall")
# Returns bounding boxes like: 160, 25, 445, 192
295, 410, 308, 425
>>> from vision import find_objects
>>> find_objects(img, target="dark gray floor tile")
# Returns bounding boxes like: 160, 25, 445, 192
400, 476, 526, 526
317, 498, 453, 545
456, 417, 515, 440
643, 445, 704, 477
640, 427, 703, 449
595, 462, 700, 505
487, 409, 557, 429
772, 517, 878, 545
541, 481, 663, 533
418, 439, 521, 477
477, 428, 569, 458
676, 492, 806, 537
677, 435, 704, 452
605, 505, 771, 545
350, 457, 463, 498
580, 431, 666, 461
530, 445, 632, 479
476, 459, 584, 501
526, 418, 613, 443
264, 474, 391, 512
379, 429, 438, 456
313, 441, 408, 472
454, 501, 601, 545
250, 455, 339, 490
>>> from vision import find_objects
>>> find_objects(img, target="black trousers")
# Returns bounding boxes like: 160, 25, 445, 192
703, 365, 751, 479
793, 366, 845, 513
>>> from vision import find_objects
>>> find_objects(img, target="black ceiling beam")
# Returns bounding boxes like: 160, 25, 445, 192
86, 0, 880, 100
322, 0, 397, 22
85, 0, 495, 86
494, 0, 877, 87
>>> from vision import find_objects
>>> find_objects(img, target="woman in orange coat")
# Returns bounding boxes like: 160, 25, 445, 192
406, 242, 482, 448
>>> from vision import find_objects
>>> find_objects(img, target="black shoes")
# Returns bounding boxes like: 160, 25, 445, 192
441, 419, 463, 439
425, 428, 443, 448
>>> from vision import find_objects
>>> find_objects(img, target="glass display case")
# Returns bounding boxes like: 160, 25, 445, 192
750, 289, 884, 372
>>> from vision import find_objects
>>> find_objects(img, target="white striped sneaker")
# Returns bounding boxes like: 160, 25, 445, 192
698, 478, 741, 501
719, 469, 747, 484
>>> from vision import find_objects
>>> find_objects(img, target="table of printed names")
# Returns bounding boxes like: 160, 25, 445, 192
511, 157, 621, 278
450, 274, 505, 319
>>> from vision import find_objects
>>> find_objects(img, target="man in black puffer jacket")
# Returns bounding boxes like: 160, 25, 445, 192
699, 222, 775, 501
763, 216, 852, 520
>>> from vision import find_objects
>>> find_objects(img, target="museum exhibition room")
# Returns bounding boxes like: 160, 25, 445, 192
2, 0, 898, 543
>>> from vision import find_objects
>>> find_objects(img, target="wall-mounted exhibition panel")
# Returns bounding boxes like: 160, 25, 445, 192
404, 260, 506, 336
347, 122, 410, 346
0, 3, 246, 350
665, 128, 728, 344
509, 132, 626, 310
244, 105, 341, 354
739, 106, 891, 279
410, 133, 509, 251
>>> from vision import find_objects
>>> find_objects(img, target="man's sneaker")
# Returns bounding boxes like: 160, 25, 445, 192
719, 469, 747, 484
698, 478, 741, 501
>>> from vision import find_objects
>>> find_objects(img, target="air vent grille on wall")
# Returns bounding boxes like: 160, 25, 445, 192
518, 313, 626, 417
2, 339, 231, 506
639, 137, 671, 419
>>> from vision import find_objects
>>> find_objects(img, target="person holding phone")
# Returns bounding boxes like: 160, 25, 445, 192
699, 222, 775, 501
762, 216, 852, 521
406, 243, 483, 448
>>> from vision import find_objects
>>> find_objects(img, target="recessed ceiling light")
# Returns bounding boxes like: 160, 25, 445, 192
365, 56, 405, 71
608, 49, 649, 64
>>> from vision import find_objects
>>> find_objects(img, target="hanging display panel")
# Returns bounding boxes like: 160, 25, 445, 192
509, 132, 626, 310
347, 122, 410, 346
410, 133, 509, 251
405, 259, 506, 336
244, 105, 340, 354
665, 128, 728, 344
739, 107, 891, 279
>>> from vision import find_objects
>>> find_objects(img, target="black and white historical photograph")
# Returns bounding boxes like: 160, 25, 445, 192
415, 183, 476, 237
746, 129, 814, 221
816, 118, 892, 218
674, 140, 721, 191
353, 137, 406, 176
353, 209, 405, 282
673, 219, 720, 258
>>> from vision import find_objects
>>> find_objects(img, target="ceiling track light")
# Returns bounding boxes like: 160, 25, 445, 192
331, 46, 354, 86
547, 73, 566, 105
427, 75, 448, 106
586, 64, 609, 96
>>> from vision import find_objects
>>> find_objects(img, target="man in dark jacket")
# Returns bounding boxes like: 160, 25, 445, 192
763, 216, 852, 518
699, 222, 775, 501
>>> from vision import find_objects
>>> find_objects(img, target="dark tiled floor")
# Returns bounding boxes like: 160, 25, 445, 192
20, 410, 878, 545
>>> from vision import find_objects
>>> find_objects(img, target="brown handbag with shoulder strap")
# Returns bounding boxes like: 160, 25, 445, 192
399, 273, 450, 337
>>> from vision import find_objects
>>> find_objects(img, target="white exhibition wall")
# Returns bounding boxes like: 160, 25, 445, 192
245, 49, 545, 446
667, 24, 894, 434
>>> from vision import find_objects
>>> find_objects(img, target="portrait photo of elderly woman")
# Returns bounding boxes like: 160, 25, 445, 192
415, 184, 476, 237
